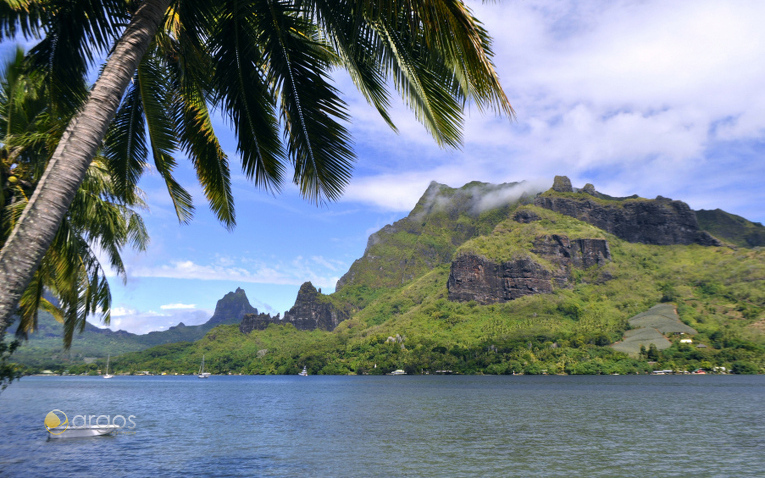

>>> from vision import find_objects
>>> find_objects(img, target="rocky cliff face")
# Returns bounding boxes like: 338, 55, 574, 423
534, 178, 721, 246
447, 255, 553, 303
447, 234, 611, 304
238, 312, 282, 333
335, 180, 543, 295
282, 282, 350, 331
205, 287, 258, 327
239, 282, 350, 333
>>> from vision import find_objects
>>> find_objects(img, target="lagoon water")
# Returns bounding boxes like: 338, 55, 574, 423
1, 375, 764, 477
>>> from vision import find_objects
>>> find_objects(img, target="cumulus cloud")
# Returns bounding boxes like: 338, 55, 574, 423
160, 303, 197, 310
337, 0, 765, 220
93, 305, 213, 334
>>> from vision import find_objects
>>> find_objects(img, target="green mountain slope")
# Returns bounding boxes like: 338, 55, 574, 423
334, 180, 541, 307
696, 208, 765, 247
96, 181, 765, 376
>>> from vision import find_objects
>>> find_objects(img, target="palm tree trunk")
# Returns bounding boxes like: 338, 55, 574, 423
0, 0, 172, 331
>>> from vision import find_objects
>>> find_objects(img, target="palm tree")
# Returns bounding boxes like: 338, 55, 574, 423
1, 48, 149, 346
0, 0, 513, 330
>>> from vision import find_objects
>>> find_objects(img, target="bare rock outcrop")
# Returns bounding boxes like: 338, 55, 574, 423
552, 175, 573, 193
239, 312, 281, 334
281, 282, 350, 331
239, 282, 350, 334
447, 235, 612, 304
535, 177, 721, 246
447, 255, 554, 304
513, 209, 541, 224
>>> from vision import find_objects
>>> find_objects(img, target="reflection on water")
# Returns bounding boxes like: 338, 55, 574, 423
1, 375, 764, 477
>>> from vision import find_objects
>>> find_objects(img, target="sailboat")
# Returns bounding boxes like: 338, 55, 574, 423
298, 366, 308, 377
198, 355, 211, 378
103, 355, 113, 379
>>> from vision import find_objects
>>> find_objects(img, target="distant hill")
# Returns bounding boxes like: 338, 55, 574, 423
10, 287, 258, 368
696, 208, 765, 248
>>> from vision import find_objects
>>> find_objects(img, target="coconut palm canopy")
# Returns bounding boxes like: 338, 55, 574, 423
0, 0, 512, 329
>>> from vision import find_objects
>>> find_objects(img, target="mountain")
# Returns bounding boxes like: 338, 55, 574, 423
334, 180, 543, 307
205, 287, 258, 327
535, 176, 720, 246
695, 208, 765, 248
240, 282, 351, 333
106, 177, 764, 376
9, 287, 259, 368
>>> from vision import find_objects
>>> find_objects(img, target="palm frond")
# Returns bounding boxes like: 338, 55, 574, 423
255, 0, 355, 203
103, 77, 148, 203
160, 26, 236, 228
0, 0, 43, 42
13, 268, 43, 338
375, 16, 464, 148
23, 0, 129, 115
301, 0, 396, 130
209, 0, 284, 192
137, 47, 194, 223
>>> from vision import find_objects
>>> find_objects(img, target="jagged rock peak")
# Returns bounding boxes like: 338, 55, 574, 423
582, 183, 597, 196
206, 287, 258, 327
282, 282, 350, 331
239, 312, 280, 334
240, 282, 351, 333
296, 281, 319, 298
552, 175, 573, 193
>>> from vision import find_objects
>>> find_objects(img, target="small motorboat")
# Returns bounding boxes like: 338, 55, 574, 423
47, 424, 120, 440
298, 366, 308, 377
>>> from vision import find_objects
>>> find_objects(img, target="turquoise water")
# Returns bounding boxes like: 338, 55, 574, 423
1, 375, 764, 477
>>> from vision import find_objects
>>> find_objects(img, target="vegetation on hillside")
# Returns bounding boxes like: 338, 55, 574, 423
58, 207, 765, 377
696, 209, 765, 247
335, 181, 535, 306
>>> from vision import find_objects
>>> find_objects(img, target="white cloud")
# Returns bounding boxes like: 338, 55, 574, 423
160, 303, 197, 310
100, 306, 213, 334
337, 0, 765, 219
128, 256, 341, 290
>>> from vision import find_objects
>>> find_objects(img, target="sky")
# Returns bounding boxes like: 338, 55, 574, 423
5, 0, 765, 334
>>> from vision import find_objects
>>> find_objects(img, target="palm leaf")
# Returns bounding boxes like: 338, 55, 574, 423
208, 0, 284, 192
301, 0, 396, 130
23, 0, 129, 115
137, 47, 194, 224
374, 16, 464, 148
103, 77, 148, 203
159, 26, 236, 228
256, 0, 354, 202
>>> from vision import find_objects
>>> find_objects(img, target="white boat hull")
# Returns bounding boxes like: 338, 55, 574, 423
47, 425, 120, 439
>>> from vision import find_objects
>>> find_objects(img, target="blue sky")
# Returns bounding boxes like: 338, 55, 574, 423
6, 1, 765, 333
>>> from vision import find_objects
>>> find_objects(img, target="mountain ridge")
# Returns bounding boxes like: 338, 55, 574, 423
13, 176, 765, 374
